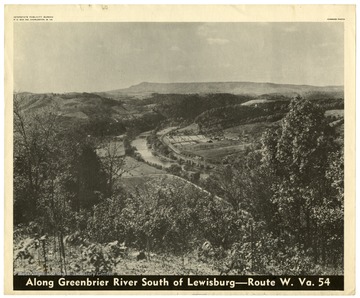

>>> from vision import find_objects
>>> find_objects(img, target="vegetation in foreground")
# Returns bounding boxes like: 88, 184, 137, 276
13, 94, 344, 275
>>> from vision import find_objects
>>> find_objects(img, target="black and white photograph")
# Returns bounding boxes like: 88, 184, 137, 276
4, 4, 355, 294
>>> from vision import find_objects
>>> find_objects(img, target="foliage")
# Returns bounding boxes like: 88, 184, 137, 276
195, 104, 286, 132
84, 116, 126, 137
260, 96, 343, 268
152, 93, 252, 120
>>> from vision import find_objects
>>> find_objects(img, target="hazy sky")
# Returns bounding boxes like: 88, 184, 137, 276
14, 22, 344, 93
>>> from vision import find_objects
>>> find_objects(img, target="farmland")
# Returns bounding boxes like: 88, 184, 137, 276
160, 122, 275, 164
325, 109, 344, 118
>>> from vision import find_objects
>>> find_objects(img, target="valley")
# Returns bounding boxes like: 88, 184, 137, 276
13, 81, 345, 276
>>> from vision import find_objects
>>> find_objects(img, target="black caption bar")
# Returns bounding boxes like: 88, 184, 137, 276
14, 275, 344, 291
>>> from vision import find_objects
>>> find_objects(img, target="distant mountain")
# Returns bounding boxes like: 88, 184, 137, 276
107, 81, 344, 98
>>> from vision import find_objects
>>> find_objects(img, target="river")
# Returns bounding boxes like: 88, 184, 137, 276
131, 131, 174, 168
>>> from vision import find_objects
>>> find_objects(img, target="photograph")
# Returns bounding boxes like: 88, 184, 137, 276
4, 4, 355, 294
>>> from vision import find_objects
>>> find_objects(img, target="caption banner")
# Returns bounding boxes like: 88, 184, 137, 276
14, 275, 344, 291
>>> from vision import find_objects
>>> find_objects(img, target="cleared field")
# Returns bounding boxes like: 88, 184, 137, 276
183, 139, 235, 151
120, 156, 166, 178
224, 121, 280, 140
156, 126, 178, 136
177, 123, 199, 133
120, 174, 168, 191
193, 143, 250, 160
325, 109, 344, 118
176, 141, 197, 146
241, 99, 271, 106
166, 134, 210, 144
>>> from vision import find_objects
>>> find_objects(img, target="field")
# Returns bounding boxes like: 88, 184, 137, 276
120, 173, 194, 191
241, 99, 272, 106
191, 143, 251, 160
120, 157, 166, 178
163, 122, 277, 163
223, 121, 280, 141
156, 126, 178, 136
177, 123, 200, 133
325, 109, 344, 118
166, 134, 210, 147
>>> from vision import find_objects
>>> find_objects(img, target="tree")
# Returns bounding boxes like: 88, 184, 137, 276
13, 94, 73, 273
13, 94, 62, 223
76, 143, 106, 210
167, 164, 182, 176
99, 140, 126, 199
261, 96, 343, 266
206, 151, 274, 219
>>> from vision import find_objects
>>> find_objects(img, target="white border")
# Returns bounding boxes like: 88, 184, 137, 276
1, 1, 357, 298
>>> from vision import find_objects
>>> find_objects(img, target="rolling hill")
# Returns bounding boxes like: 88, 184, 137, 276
14, 92, 142, 121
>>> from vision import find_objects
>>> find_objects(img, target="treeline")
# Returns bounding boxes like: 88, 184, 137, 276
307, 96, 344, 110
149, 93, 252, 120
194, 96, 343, 132
195, 102, 287, 132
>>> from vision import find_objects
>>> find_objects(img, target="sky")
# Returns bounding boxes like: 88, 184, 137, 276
14, 22, 344, 93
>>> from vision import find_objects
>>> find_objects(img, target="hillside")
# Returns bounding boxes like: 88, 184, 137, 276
13, 92, 165, 137
14, 92, 128, 119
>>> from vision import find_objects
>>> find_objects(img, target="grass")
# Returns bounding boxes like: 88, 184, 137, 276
166, 134, 209, 145
193, 144, 250, 160
14, 239, 219, 275
120, 157, 166, 178
241, 99, 271, 106
325, 109, 344, 118
112, 252, 218, 275
120, 174, 181, 191
223, 121, 280, 141
177, 123, 200, 133
165, 121, 280, 163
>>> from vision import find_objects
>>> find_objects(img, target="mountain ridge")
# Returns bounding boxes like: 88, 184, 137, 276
107, 81, 344, 98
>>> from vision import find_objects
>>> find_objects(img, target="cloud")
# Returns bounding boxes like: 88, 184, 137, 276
222, 63, 231, 68
257, 22, 271, 26
207, 38, 230, 45
197, 23, 217, 37
318, 41, 336, 48
282, 26, 299, 33
170, 45, 181, 51
197, 24, 231, 45
172, 64, 186, 71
